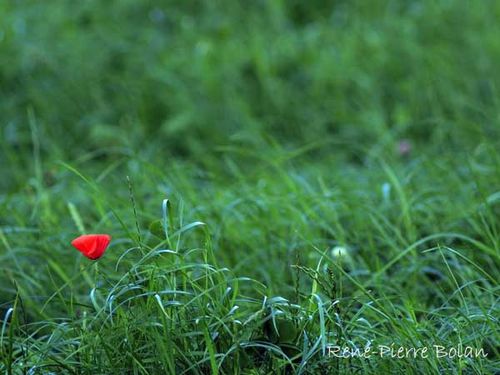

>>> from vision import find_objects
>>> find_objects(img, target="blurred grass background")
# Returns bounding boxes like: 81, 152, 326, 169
2, 0, 499, 170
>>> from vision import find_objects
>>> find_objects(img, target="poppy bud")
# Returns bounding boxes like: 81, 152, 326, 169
71, 234, 111, 260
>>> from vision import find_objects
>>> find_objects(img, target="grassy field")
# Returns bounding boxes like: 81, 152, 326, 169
1, 1, 499, 373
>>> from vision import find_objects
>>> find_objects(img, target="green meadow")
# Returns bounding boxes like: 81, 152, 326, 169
1, 1, 499, 373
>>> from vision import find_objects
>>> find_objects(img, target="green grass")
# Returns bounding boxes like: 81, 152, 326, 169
1, 0, 499, 373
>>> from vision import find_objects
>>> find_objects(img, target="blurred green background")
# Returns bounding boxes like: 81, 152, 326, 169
2, 0, 499, 173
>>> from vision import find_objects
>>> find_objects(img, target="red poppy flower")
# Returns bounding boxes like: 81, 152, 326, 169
71, 234, 111, 260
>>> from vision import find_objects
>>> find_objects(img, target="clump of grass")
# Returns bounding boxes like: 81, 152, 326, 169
0, 198, 329, 373
1, 192, 498, 373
